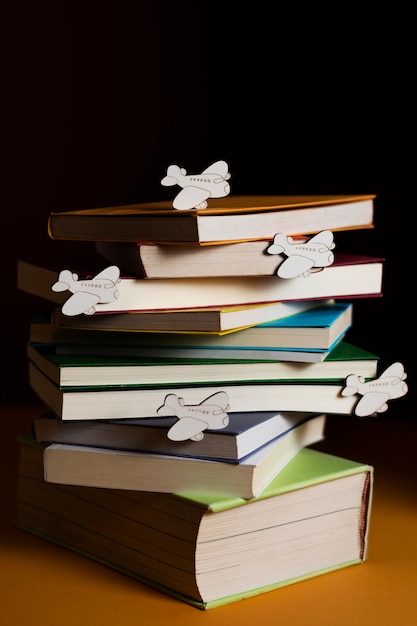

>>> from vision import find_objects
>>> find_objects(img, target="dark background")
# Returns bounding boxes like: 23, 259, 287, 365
1, 2, 414, 418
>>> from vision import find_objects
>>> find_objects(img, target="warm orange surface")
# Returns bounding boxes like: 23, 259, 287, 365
1, 404, 417, 625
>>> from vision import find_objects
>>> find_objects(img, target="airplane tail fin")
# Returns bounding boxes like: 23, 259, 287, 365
341, 374, 361, 396
51, 270, 74, 292
156, 393, 182, 416
161, 165, 183, 186
267, 233, 289, 255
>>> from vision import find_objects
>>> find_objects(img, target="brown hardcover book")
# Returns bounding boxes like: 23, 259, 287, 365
48, 194, 375, 244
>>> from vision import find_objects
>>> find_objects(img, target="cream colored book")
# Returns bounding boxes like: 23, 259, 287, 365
17, 254, 383, 313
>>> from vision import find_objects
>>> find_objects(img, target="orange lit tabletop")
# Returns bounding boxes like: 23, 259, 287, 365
1, 404, 416, 626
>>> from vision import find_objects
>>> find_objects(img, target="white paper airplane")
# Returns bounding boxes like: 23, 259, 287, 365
156, 391, 230, 441
341, 362, 408, 417
161, 160, 231, 210
267, 230, 336, 278
51, 265, 121, 316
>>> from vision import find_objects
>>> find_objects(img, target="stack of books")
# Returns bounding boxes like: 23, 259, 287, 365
16, 192, 384, 609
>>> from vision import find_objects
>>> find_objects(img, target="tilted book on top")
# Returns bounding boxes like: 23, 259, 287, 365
47, 194, 375, 245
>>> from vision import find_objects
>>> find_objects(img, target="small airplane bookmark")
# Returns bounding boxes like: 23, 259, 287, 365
51, 265, 121, 316
342, 362, 408, 417
161, 160, 231, 210
267, 230, 336, 279
157, 391, 230, 441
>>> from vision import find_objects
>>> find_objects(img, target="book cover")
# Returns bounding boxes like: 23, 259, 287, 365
16, 438, 373, 609
47, 194, 375, 244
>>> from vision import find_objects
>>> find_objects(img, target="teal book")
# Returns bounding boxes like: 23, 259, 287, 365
26, 339, 378, 388
16, 437, 373, 609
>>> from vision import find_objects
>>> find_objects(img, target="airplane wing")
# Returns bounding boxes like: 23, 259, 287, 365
201, 160, 228, 176
199, 391, 229, 411
92, 265, 120, 282
354, 392, 391, 417
307, 230, 334, 247
379, 362, 405, 379
167, 417, 208, 441
61, 292, 101, 316
173, 187, 210, 210
277, 255, 314, 279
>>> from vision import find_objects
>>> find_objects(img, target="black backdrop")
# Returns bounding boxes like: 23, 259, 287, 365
2, 2, 413, 417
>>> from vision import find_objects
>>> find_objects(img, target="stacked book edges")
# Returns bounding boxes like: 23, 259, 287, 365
16, 193, 380, 608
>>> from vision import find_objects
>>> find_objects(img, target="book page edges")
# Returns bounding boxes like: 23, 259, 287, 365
12, 523, 367, 611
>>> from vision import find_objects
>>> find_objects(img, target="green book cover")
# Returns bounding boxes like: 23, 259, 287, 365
176, 446, 373, 512
27, 340, 379, 390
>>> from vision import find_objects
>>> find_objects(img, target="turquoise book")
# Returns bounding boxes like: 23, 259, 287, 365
16, 438, 373, 609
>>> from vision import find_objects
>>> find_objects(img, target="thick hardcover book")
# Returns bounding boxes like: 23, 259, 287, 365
32, 410, 321, 462
28, 360, 366, 420
27, 339, 378, 387
16, 438, 373, 609
17, 254, 384, 313
47, 194, 375, 244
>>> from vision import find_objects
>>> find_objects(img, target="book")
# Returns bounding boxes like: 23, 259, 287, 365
47, 194, 375, 244
28, 318, 340, 363
42, 414, 326, 498
28, 301, 354, 360
28, 360, 366, 420
49, 298, 350, 343
94, 237, 366, 279
17, 254, 384, 313
27, 340, 378, 388
32, 410, 322, 462
49, 298, 331, 333
16, 437, 373, 609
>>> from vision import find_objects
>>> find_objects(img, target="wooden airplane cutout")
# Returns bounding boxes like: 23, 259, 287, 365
161, 159, 231, 210
342, 362, 408, 417
51, 265, 121, 316
157, 391, 230, 441
267, 230, 336, 278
